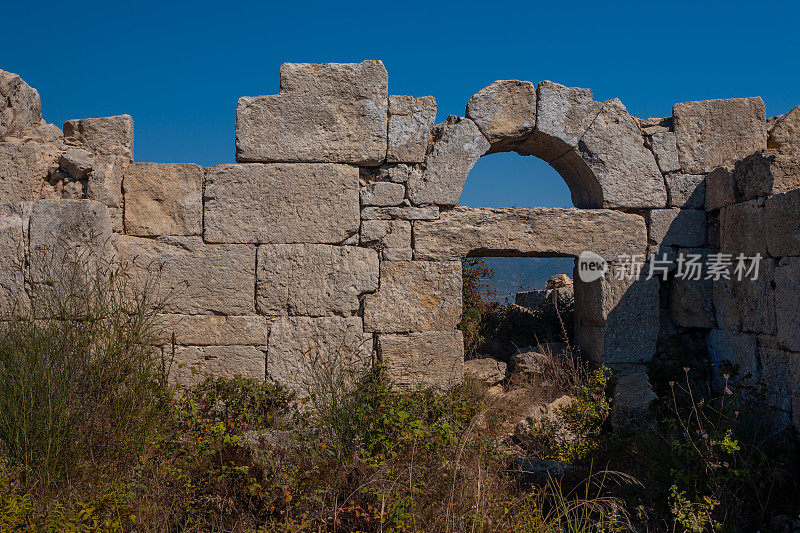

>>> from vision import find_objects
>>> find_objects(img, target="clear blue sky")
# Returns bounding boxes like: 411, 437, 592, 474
5, 0, 799, 208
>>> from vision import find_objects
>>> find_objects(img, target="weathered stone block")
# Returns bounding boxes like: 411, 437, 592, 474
464, 357, 507, 386
117, 236, 255, 315
759, 346, 797, 411
387, 95, 436, 163
361, 206, 439, 221
713, 259, 775, 334
414, 207, 647, 261
266, 316, 372, 394
360, 219, 411, 250
602, 277, 660, 364
29, 199, 114, 282
734, 150, 800, 200
768, 104, 800, 155
408, 116, 490, 206
236, 61, 388, 165
611, 366, 658, 431
86, 155, 127, 208
707, 329, 759, 386
649, 209, 706, 248
673, 97, 767, 174
63, 115, 134, 160
382, 248, 413, 261
256, 244, 379, 317
204, 163, 359, 244
364, 261, 462, 333
466, 80, 536, 150
360, 181, 405, 207
719, 200, 766, 256
775, 258, 800, 352
704, 167, 738, 211
666, 174, 705, 209
672, 279, 715, 328
766, 188, 800, 257
0, 70, 41, 138
377, 331, 464, 390
0, 204, 28, 318
155, 314, 268, 346
171, 345, 265, 386
650, 131, 680, 173
123, 163, 203, 236
0, 140, 60, 201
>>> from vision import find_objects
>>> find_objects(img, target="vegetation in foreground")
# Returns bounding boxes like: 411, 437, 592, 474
0, 256, 798, 531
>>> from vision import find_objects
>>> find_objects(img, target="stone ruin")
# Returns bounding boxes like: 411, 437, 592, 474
1, 60, 799, 430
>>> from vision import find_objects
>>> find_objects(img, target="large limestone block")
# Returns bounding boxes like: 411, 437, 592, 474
266, 316, 372, 394
155, 314, 268, 346
759, 346, 798, 411
766, 189, 800, 257
408, 116, 490, 206
0, 70, 42, 138
0, 204, 28, 318
0, 140, 60, 201
361, 206, 439, 221
204, 163, 359, 244
363, 260, 462, 333
704, 167, 738, 211
673, 97, 767, 174
719, 200, 766, 257
672, 279, 715, 328
712, 259, 776, 335
117, 236, 255, 315
575, 99, 667, 209
707, 329, 759, 386
360, 182, 405, 207
734, 150, 800, 200
170, 345, 265, 386
768, 104, 800, 155
123, 163, 203, 236
602, 277, 660, 364
360, 219, 411, 250
63, 115, 134, 160
86, 155, 127, 208
611, 366, 658, 431
377, 331, 464, 391
649, 131, 681, 173
648, 209, 706, 248
666, 174, 705, 209
466, 80, 537, 150
236, 61, 388, 165
256, 244, 379, 317
29, 199, 114, 281
775, 258, 800, 352
413, 207, 647, 261
387, 95, 436, 163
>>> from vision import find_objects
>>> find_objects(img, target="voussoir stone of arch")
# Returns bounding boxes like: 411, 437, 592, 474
466, 80, 537, 150
204, 163, 360, 244
768, 104, 800, 155
0, 70, 42, 139
412, 207, 647, 261
673, 97, 767, 174
235, 60, 388, 165
407, 116, 490, 206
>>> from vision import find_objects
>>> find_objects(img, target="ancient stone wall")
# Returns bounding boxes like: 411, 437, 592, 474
1, 61, 798, 429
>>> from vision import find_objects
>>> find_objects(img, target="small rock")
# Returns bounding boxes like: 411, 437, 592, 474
465, 357, 508, 386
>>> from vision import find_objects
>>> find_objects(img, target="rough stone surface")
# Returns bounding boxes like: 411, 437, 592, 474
707, 329, 759, 386
705, 167, 738, 211
360, 219, 411, 250
360, 181, 406, 207
734, 150, 800, 201
766, 189, 800, 257
59, 148, 93, 180
86, 155, 127, 208
719, 200, 766, 256
768, 104, 800, 155
155, 314, 268, 346
117, 236, 254, 315
123, 163, 203, 236
673, 97, 767, 174
0, 204, 28, 317
171, 345, 265, 386
414, 207, 647, 260
649, 131, 681, 173
0, 70, 42, 138
236, 61, 388, 165
530, 81, 602, 162
29, 199, 113, 281
266, 316, 372, 394
649, 209, 706, 248
377, 331, 464, 390
205, 163, 359, 244
256, 244, 379, 317
408, 116, 490, 206
611, 366, 658, 431
713, 258, 776, 335
466, 80, 537, 150
672, 279, 715, 328
63, 115, 134, 160
361, 206, 439, 220
0, 140, 60, 201
387, 95, 436, 163
364, 260, 462, 333
666, 174, 706, 209
775, 258, 800, 353
464, 357, 507, 385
